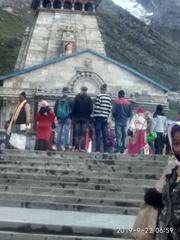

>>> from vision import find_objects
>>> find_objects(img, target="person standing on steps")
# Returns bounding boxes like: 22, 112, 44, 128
35, 100, 55, 151
54, 87, 72, 151
151, 104, 167, 154
72, 86, 93, 151
128, 107, 148, 155
7, 92, 31, 150
93, 84, 111, 153
112, 90, 132, 153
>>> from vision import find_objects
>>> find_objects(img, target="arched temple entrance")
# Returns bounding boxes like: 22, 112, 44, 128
68, 71, 105, 95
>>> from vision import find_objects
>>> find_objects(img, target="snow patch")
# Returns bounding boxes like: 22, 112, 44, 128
112, 0, 153, 24
3, 7, 13, 14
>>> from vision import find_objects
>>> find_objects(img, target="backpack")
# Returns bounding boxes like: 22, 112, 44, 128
57, 99, 70, 120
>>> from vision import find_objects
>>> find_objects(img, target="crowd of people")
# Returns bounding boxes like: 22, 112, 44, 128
5, 86, 175, 154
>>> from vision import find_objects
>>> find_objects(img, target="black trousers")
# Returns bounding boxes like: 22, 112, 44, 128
154, 132, 164, 154
35, 139, 49, 151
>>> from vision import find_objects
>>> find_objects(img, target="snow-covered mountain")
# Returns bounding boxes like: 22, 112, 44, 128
112, 0, 180, 29
112, 0, 153, 24
137, 0, 180, 28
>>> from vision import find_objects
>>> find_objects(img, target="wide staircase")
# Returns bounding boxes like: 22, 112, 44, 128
0, 150, 169, 240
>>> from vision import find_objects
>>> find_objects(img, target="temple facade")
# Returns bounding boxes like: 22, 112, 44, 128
0, 0, 169, 126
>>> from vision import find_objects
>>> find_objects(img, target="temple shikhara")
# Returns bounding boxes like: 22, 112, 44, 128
0, 0, 168, 125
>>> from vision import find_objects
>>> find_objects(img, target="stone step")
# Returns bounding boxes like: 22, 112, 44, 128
0, 185, 144, 202
0, 177, 153, 190
0, 160, 166, 172
2, 150, 168, 161
0, 191, 143, 207
0, 173, 158, 185
1, 157, 167, 168
0, 207, 135, 237
0, 231, 131, 240
0, 199, 139, 215
0, 152, 168, 161
0, 168, 162, 179
2, 184, 145, 197
0, 188, 144, 202
0, 159, 165, 172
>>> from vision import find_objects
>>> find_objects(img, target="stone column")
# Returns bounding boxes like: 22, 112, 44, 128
82, 3, 85, 11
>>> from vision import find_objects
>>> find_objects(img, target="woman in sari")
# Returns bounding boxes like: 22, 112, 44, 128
128, 107, 148, 154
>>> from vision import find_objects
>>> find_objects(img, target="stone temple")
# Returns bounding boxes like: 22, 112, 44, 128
0, 2, 171, 238
0, 0, 169, 126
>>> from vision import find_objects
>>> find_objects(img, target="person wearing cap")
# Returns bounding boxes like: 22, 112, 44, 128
128, 107, 148, 154
54, 87, 72, 151
151, 104, 167, 154
35, 100, 55, 151
72, 86, 93, 151
112, 90, 132, 153
93, 84, 111, 153
7, 92, 31, 149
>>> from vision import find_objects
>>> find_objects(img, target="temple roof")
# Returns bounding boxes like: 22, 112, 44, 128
0, 49, 169, 92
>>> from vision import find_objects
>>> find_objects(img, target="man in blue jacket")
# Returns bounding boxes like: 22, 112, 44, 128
112, 90, 132, 153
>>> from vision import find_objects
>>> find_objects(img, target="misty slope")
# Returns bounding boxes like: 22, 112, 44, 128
0, 0, 34, 22
112, 0, 153, 24
137, 0, 180, 28
96, 0, 180, 90
0, 9, 27, 74
136, 0, 180, 42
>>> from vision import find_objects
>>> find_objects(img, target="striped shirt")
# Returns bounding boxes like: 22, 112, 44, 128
93, 93, 111, 119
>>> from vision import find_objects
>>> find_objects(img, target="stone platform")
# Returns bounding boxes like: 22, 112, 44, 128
0, 150, 169, 239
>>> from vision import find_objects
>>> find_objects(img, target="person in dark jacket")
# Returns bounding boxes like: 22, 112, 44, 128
72, 86, 93, 151
112, 90, 132, 153
31, 0, 41, 9
144, 122, 180, 240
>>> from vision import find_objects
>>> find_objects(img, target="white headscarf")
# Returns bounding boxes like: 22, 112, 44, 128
168, 121, 180, 166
